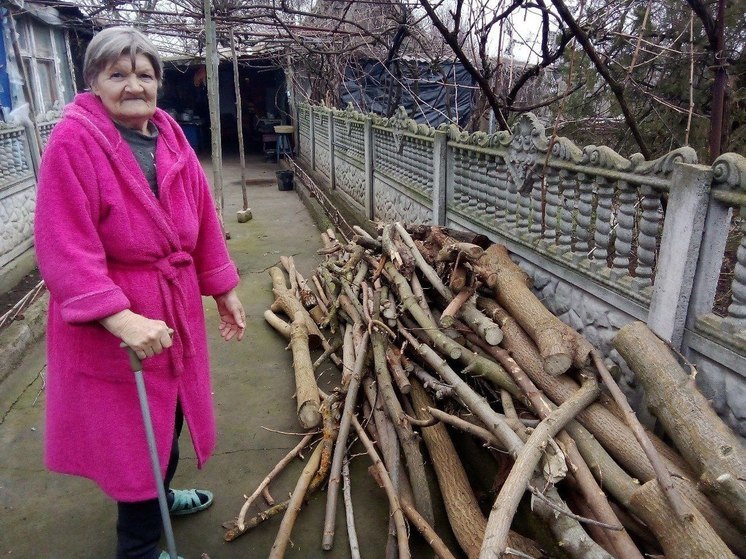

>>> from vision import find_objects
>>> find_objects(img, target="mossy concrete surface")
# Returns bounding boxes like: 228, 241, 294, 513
0, 155, 417, 558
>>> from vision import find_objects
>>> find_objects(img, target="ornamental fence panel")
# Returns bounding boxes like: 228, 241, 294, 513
296, 102, 746, 435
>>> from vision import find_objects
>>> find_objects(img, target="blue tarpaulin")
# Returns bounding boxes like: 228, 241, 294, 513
339, 58, 475, 128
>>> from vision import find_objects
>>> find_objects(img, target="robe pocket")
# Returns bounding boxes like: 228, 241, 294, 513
64, 322, 170, 383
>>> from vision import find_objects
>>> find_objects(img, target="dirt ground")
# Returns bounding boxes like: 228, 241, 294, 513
0, 155, 449, 558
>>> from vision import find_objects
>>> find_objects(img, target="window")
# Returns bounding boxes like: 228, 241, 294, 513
15, 16, 73, 114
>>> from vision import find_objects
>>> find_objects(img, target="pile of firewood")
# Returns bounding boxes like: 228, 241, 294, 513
223, 223, 746, 559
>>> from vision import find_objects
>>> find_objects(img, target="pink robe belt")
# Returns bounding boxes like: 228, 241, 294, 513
109, 251, 196, 376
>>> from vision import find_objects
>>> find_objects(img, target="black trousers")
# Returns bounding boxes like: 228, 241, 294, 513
116, 405, 183, 559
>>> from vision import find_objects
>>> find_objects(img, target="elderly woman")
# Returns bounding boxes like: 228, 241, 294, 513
34, 27, 244, 559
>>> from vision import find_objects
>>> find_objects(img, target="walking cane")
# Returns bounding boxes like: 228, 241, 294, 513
121, 342, 178, 559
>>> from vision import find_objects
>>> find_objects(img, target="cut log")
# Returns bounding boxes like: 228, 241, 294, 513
289, 311, 322, 429
483, 298, 746, 554
268, 441, 324, 559
411, 380, 544, 559
395, 224, 502, 346
351, 416, 411, 559
263, 309, 292, 340
474, 243, 591, 376
322, 332, 370, 550
410, 379, 486, 559
436, 241, 485, 263
385, 345, 411, 395
628, 480, 735, 559
480, 376, 600, 557
614, 321, 746, 532
269, 266, 323, 348
372, 327, 434, 525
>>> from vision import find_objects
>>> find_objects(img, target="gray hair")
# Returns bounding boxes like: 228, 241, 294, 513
83, 26, 163, 88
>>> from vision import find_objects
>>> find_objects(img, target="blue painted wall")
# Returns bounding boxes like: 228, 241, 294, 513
0, 10, 12, 114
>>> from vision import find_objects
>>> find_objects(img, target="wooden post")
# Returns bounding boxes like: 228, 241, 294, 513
230, 29, 251, 222
203, 0, 224, 226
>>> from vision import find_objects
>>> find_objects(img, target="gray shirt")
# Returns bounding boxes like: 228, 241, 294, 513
115, 121, 160, 198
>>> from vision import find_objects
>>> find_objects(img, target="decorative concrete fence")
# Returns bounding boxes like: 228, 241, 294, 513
297, 102, 746, 435
0, 112, 62, 291
0, 122, 36, 280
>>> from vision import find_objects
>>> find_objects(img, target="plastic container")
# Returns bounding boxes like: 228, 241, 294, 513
276, 170, 295, 191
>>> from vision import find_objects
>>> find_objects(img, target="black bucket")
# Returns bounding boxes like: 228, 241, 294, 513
276, 170, 294, 191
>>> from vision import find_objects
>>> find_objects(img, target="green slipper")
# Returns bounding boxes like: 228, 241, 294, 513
168, 488, 214, 516
157, 552, 183, 559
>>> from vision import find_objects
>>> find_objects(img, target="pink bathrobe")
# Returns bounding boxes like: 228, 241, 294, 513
34, 92, 239, 502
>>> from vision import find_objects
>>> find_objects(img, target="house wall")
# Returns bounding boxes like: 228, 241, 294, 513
0, 7, 73, 292
297, 102, 746, 436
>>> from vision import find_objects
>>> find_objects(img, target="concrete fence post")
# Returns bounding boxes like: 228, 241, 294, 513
432, 130, 447, 225
309, 106, 316, 171
685, 193, 732, 328
364, 117, 374, 221
294, 104, 301, 157
328, 112, 336, 190
647, 162, 713, 348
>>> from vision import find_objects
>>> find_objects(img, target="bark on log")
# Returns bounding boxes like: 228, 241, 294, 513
481, 298, 746, 554
264, 309, 292, 340
436, 241, 485, 263
480, 377, 600, 558
400, 498, 459, 559
614, 321, 746, 532
473, 243, 591, 376
268, 441, 324, 559
352, 416, 411, 559
628, 480, 736, 559
440, 283, 475, 328
410, 379, 487, 559
289, 311, 322, 429
269, 266, 323, 348
411, 381, 544, 559
322, 332, 370, 550
530, 483, 615, 559
385, 345, 412, 395
372, 328, 434, 525
592, 349, 692, 521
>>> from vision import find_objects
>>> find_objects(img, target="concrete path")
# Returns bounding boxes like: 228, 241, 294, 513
0, 155, 404, 558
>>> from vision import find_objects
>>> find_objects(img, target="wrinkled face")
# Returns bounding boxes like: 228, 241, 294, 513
91, 53, 158, 134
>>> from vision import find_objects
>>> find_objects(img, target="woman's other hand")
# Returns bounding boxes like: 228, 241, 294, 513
214, 289, 245, 341
100, 309, 173, 359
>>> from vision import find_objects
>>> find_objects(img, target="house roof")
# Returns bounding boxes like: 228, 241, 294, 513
6, 0, 89, 26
